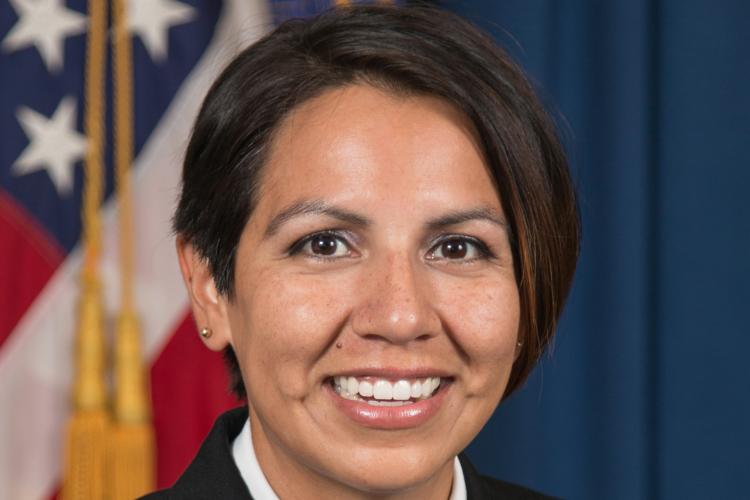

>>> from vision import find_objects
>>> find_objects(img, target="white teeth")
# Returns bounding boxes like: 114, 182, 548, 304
347, 376, 358, 395
392, 380, 411, 401
410, 381, 422, 398
421, 378, 433, 398
333, 376, 443, 401
358, 380, 373, 397
335, 376, 347, 391
373, 380, 393, 400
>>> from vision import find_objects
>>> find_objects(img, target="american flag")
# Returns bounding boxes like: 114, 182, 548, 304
0, 0, 380, 497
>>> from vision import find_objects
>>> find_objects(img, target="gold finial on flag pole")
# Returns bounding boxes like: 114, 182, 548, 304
109, 0, 156, 497
61, 0, 109, 498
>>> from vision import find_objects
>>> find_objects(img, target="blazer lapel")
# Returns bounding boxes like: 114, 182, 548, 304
169, 406, 253, 499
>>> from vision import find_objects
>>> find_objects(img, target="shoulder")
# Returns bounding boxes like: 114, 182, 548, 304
458, 454, 558, 500
138, 406, 252, 500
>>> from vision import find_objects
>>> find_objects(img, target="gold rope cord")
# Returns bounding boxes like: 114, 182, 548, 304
61, 0, 109, 498
109, 0, 155, 497
114, 0, 134, 316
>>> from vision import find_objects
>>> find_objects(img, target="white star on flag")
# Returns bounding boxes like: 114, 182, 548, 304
128, 0, 196, 62
13, 96, 88, 197
1, 0, 87, 73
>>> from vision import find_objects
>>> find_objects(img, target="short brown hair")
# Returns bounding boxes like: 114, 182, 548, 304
174, 5, 580, 399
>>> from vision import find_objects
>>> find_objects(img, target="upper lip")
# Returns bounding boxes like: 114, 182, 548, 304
327, 367, 454, 380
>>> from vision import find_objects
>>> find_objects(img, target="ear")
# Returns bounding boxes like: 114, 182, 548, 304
176, 237, 233, 351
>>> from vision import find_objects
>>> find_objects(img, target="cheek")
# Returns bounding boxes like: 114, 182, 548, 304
232, 271, 351, 398
437, 277, 520, 379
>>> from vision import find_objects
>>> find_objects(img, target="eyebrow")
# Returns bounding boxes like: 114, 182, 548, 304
424, 207, 507, 230
264, 199, 371, 237
264, 200, 506, 238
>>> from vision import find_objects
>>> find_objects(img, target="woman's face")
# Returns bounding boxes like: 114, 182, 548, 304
188, 84, 520, 497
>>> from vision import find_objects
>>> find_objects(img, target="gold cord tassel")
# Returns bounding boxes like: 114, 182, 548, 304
61, 0, 109, 498
108, 0, 156, 497
109, 313, 155, 500
62, 278, 109, 500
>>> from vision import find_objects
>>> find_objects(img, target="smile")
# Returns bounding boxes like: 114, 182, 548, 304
332, 376, 442, 405
326, 373, 452, 429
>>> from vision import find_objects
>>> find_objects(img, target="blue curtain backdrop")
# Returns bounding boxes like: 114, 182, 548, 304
437, 1, 750, 499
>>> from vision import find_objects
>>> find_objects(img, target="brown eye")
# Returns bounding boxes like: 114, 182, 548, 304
310, 234, 339, 255
428, 236, 490, 262
292, 232, 352, 258
440, 238, 468, 259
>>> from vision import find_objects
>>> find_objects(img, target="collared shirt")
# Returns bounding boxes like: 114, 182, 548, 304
232, 418, 467, 500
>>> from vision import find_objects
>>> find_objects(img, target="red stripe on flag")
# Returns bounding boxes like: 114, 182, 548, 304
151, 310, 240, 489
0, 189, 64, 348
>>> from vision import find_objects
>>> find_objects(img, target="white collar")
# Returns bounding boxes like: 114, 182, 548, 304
232, 418, 467, 500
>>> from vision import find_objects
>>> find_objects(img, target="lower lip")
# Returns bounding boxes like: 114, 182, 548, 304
325, 381, 451, 430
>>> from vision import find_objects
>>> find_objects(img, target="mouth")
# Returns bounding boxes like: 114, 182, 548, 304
330, 376, 444, 406
325, 373, 453, 429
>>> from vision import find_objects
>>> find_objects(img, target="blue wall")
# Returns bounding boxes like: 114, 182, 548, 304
440, 1, 750, 499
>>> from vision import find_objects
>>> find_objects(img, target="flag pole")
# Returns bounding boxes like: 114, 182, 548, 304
61, 0, 109, 498
109, 0, 156, 497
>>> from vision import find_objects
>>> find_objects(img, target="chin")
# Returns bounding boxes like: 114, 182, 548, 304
323, 446, 453, 495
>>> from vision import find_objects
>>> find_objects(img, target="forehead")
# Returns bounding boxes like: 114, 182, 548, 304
256, 84, 501, 217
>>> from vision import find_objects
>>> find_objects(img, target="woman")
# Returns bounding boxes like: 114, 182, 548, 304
145, 5, 579, 499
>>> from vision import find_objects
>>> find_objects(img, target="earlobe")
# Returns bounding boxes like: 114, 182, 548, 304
176, 237, 232, 351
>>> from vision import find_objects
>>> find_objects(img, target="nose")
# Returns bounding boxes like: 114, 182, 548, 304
351, 252, 441, 344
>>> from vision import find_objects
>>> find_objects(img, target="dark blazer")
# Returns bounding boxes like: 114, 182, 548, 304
141, 407, 555, 500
